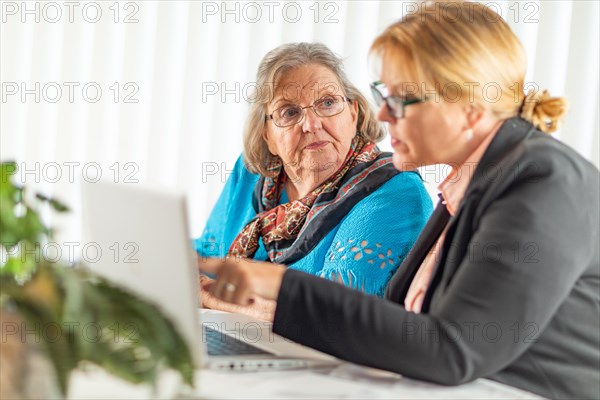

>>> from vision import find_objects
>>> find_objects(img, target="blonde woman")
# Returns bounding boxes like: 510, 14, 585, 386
200, 3, 600, 398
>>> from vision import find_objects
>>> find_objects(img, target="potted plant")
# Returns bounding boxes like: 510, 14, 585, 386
0, 161, 194, 398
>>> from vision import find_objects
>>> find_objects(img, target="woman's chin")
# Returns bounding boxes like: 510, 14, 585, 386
302, 154, 340, 173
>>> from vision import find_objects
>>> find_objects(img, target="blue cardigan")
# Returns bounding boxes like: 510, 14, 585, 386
195, 155, 433, 297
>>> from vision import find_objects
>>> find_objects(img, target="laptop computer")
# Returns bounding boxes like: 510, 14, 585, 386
80, 180, 337, 374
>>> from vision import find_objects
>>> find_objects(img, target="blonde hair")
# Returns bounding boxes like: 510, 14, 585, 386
370, 1, 568, 133
243, 42, 386, 177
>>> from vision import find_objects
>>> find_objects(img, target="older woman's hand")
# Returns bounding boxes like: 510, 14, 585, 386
198, 273, 277, 321
198, 257, 286, 308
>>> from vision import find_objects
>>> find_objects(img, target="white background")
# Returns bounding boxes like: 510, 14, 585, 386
1, 0, 599, 251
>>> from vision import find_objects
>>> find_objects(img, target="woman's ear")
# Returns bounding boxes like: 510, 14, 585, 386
465, 104, 485, 129
350, 99, 359, 126
263, 127, 278, 156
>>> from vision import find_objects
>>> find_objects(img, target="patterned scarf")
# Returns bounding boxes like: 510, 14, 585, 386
228, 134, 379, 260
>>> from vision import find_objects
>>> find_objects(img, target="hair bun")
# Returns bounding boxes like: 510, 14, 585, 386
520, 89, 568, 133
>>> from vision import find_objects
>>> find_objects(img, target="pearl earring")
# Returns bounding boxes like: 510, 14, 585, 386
464, 128, 474, 141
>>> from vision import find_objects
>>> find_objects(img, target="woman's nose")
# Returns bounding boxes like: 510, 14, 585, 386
301, 108, 323, 133
377, 103, 394, 123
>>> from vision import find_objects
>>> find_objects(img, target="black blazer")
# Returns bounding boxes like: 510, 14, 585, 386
273, 118, 600, 399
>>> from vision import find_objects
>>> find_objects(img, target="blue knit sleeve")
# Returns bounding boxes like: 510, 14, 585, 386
194, 155, 260, 258
320, 171, 433, 297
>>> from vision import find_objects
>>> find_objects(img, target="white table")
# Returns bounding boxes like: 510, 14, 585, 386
69, 361, 541, 399
70, 308, 542, 400
196, 364, 542, 399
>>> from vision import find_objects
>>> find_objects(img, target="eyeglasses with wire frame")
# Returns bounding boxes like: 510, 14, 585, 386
265, 94, 350, 127
370, 81, 424, 119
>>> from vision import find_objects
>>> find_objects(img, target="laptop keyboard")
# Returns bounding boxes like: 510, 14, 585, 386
203, 325, 271, 356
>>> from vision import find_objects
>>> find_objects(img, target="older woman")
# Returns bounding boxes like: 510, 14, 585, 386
196, 43, 433, 319
200, 3, 600, 399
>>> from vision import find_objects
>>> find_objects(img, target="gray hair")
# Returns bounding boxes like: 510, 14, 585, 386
243, 42, 386, 177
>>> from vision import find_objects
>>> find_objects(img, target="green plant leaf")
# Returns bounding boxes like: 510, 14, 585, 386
34, 194, 70, 213
1, 162, 195, 395
49, 198, 70, 213
0, 161, 17, 184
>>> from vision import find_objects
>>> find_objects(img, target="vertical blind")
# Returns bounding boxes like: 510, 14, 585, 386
2, 0, 598, 247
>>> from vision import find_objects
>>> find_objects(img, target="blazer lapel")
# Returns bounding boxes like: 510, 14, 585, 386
461, 118, 536, 202
420, 197, 472, 313
385, 196, 450, 304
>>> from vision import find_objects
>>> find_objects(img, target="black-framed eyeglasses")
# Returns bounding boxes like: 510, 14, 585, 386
370, 80, 424, 119
265, 94, 350, 128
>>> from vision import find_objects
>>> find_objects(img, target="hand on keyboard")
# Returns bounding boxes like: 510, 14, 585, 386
199, 274, 276, 322
198, 257, 286, 308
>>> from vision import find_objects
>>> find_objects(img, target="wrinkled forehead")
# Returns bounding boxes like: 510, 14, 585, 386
271, 65, 344, 106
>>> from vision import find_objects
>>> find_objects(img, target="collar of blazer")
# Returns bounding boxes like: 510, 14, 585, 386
445, 117, 538, 224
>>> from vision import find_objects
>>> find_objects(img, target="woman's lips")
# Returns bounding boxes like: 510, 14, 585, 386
391, 138, 402, 148
304, 141, 329, 150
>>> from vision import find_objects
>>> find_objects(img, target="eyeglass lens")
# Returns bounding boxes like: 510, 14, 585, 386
273, 95, 345, 127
